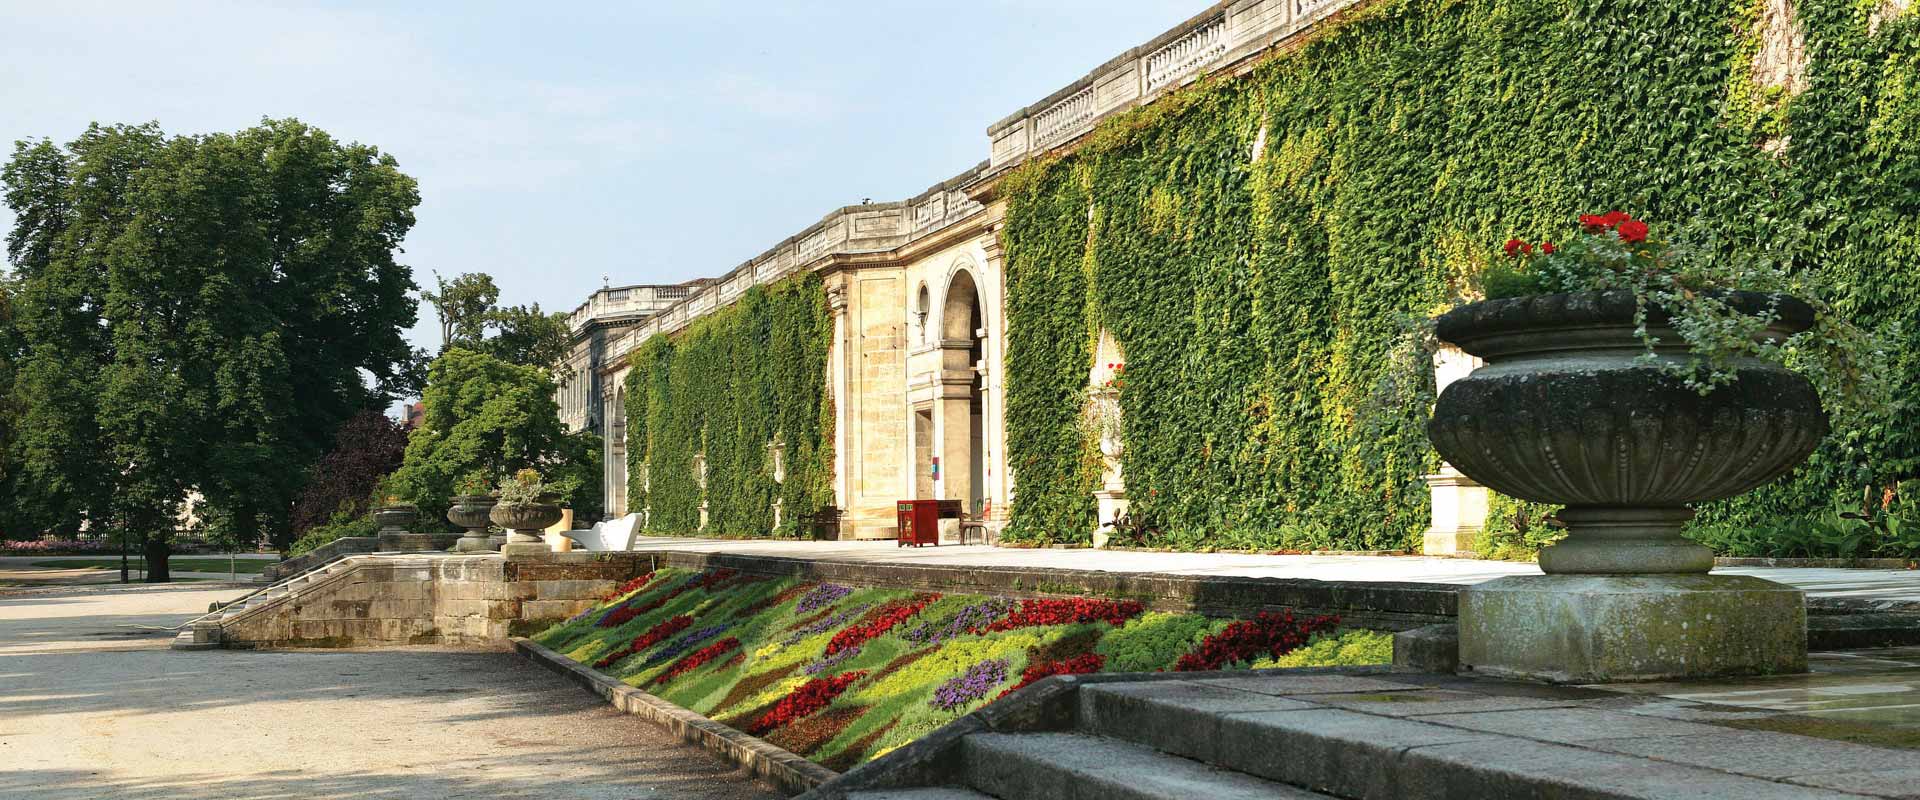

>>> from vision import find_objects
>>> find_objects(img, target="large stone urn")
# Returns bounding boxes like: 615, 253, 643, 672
1430, 290, 1826, 682
447, 495, 499, 553
491, 498, 563, 557
373, 504, 437, 552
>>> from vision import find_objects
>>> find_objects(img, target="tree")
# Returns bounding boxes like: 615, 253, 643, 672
288, 408, 410, 537
485, 303, 571, 369
0, 120, 421, 577
423, 272, 499, 351
388, 347, 572, 524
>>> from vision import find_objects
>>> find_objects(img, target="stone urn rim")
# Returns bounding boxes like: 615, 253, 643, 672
1435, 289, 1816, 361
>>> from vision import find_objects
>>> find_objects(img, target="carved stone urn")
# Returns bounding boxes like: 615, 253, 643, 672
1429, 290, 1825, 682
373, 503, 437, 552
447, 495, 499, 553
490, 497, 563, 557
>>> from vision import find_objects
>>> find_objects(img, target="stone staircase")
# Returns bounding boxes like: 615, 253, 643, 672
805, 667, 1903, 800
173, 557, 366, 649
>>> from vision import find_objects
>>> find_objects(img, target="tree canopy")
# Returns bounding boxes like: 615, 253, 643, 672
0, 119, 421, 575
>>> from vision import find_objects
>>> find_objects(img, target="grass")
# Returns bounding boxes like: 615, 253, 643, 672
29, 558, 273, 575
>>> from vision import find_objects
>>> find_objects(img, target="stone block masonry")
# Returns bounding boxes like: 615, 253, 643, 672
202, 552, 652, 649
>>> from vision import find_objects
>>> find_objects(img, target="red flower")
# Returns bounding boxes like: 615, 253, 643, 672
1540, 242, 1556, 255
593, 614, 694, 668
1503, 238, 1527, 257
978, 598, 1144, 633
995, 653, 1106, 701
652, 637, 741, 685
1520, 242, 1535, 256
1616, 219, 1649, 243
1600, 210, 1632, 228
1579, 214, 1607, 231
825, 594, 940, 656
1173, 611, 1341, 672
747, 671, 867, 735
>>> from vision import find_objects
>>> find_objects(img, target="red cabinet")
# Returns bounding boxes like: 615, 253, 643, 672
897, 499, 964, 547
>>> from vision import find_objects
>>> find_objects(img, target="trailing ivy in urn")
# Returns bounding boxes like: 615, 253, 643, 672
997, 0, 1920, 552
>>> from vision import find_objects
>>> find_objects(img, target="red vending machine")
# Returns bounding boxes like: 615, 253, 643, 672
897, 500, 940, 547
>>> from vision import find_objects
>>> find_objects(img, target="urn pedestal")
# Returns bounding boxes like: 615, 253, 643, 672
1431, 291, 1824, 682
447, 496, 499, 553
373, 505, 436, 552
491, 502, 563, 557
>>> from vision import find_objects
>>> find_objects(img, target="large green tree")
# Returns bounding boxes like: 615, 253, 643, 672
388, 347, 575, 524
423, 271, 499, 351
1, 119, 421, 578
484, 302, 571, 369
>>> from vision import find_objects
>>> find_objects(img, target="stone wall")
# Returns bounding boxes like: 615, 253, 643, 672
209, 553, 651, 649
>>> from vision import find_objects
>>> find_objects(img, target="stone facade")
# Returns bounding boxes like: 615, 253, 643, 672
566, 0, 1375, 543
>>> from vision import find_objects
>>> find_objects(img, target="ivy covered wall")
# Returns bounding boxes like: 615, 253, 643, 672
999, 0, 1920, 549
623, 274, 834, 537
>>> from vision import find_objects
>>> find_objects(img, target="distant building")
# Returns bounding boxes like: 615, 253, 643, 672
403, 402, 425, 430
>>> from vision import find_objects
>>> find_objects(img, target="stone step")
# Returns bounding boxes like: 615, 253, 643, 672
960, 732, 1333, 800
1075, 677, 1876, 799
845, 789, 996, 800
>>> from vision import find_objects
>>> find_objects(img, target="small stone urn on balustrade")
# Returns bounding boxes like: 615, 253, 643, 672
373, 503, 435, 552
491, 499, 562, 557
446, 495, 499, 553
1429, 290, 1826, 683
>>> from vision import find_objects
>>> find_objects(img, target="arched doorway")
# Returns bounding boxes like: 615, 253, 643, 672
938, 270, 986, 515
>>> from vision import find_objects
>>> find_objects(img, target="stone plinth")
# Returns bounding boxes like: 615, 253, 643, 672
1458, 574, 1806, 683
1421, 466, 1485, 557
377, 532, 442, 553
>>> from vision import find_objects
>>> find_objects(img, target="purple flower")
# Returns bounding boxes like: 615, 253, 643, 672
804, 645, 862, 675
930, 658, 1010, 712
648, 624, 730, 665
796, 584, 853, 614
784, 603, 872, 646
905, 599, 1016, 647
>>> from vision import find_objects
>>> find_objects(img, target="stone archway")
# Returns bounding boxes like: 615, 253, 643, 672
938, 270, 986, 515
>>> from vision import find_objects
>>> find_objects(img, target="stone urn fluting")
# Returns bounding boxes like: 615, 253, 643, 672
491, 498, 563, 557
447, 495, 499, 553
1429, 289, 1824, 682
373, 504, 437, 552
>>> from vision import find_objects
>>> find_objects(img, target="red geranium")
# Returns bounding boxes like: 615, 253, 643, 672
1173, 611, 1340, 672
593, 614, 694, 668
652, 637, 741, 685
825, 594, 940, 656
995, 653, 1106, 700
748, 671, 867, 735
603, 572, 656, 602
1503, 238, 1527, 257
979, 598, 1144, 633
1616, 219, 1649, 243
1540, 242, 1556, 255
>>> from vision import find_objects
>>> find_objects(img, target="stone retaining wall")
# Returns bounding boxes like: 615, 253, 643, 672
213, 553, 651, 649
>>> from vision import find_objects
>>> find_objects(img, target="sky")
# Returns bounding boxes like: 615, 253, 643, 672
0, 0, 1197, 350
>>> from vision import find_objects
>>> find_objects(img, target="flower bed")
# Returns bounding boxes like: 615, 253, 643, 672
533, 567, 1389, 769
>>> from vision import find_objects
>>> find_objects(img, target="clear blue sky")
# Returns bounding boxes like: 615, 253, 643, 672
1, 1, 1197, 349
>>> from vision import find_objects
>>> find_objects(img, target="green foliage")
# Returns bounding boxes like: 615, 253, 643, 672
422, 272, 499, 351
1, 119, 421, 560
388, 348, 573, 525
999, 0, 1920, 550
1476, 494, 1566, 562
1687, 485, 1920, 559
622, 275, 833, 537
536, 572, 1392, 769
286, 502, 379, 557
1249, 628, 1395, 669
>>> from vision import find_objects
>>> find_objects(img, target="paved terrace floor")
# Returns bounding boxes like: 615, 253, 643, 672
0, 580, 780, 800
620, 536, 1920, 604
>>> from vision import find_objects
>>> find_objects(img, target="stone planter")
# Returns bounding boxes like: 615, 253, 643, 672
1429, 290, 1824, 681
447, 495, 499, 553
491, 500, 563, 557
373, 504, 438, 553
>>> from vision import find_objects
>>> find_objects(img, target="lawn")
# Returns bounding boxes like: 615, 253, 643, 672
29, 558, 274, 575
534, 567, 1393, 770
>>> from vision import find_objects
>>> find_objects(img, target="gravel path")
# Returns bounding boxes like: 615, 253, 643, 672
0, 581, 781, 799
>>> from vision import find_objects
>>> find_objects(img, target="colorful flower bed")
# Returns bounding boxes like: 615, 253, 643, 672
533, 567, 1391, 770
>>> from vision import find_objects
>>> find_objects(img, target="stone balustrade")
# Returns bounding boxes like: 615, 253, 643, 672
988, 0, 1365, 170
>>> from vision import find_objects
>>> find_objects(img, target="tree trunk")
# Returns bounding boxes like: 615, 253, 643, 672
142, 536, 171, 583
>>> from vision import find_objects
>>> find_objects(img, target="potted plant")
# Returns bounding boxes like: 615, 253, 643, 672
490, 468, 563, 556
1429, 212, 1878, 682
447, 473, 499, 553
